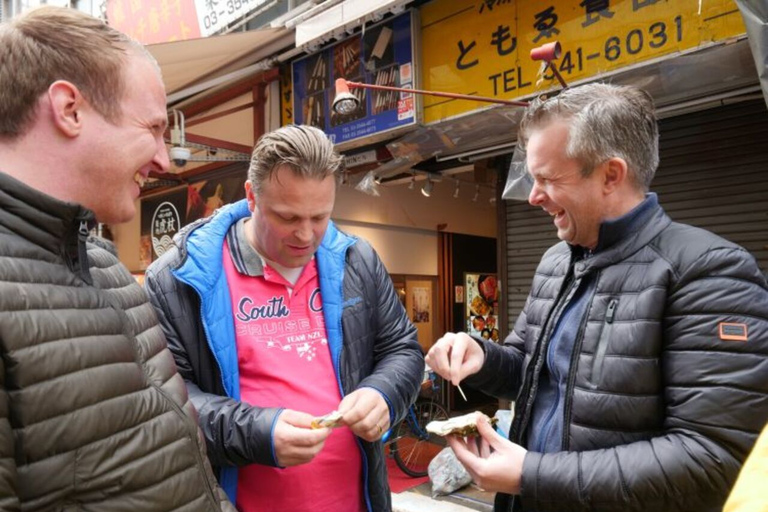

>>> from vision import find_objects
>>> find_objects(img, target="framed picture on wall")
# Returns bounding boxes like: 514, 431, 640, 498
465, 273, 499, 342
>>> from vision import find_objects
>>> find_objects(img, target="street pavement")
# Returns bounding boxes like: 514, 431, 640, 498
392, 481, 494, 512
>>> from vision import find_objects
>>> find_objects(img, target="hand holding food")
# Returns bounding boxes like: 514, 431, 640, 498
273, 409, 332, 467
337, 388, 390, 442
445, 413, 527, 495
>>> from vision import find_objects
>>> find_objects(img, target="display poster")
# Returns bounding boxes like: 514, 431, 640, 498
411, 286, 431, 323
291, 11, 416, 145
139, 173, 246, 268
140, 188, 187, 269
186, 173, 247, 224
465, 273, 499, 342
420, 0, 747, 123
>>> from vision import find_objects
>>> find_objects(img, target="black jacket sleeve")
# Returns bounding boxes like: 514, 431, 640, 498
145, 249, 281, 468
341, 240, 424, 427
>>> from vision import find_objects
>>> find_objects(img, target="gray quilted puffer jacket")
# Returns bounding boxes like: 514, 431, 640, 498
0, 172, 233, 511
467, 201, 768, 512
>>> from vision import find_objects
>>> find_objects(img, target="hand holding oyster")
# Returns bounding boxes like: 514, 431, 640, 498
426, 411, 498, 437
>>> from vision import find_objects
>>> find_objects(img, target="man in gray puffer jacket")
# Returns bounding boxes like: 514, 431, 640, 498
0, 7, 233, 511
427, 83, 768, 512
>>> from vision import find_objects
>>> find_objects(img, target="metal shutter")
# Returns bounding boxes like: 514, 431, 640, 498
503, 99, 768, 332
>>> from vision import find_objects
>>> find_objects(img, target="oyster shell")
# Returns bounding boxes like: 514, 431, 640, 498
310, 410, 343, 429
426, 411, 498, 437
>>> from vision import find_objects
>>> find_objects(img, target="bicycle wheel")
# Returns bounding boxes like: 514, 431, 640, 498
392, 400, 449, 477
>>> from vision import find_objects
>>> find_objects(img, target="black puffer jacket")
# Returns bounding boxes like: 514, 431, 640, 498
0, 172, 233, 511
468, 201, 768, 512
144, 200, 424, 511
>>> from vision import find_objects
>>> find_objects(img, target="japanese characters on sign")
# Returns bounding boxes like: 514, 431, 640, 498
421, 0, 746, 123
291, 11, 417, 146
106, 0, 269, 43
193, 0, 270, 37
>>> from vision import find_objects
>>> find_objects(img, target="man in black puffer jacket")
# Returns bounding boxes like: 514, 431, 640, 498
427, 83, 768, 512
145, 125, 424, 512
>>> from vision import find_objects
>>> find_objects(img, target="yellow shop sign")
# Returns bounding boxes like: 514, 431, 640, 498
420, 0, 746, 123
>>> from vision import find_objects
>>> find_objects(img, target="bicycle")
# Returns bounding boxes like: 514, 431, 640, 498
383, 369, 450, 477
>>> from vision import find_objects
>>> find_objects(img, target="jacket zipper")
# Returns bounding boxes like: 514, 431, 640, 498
76, 219, 93, 284
559, 281, 597, 450
513, 268, 578, 444
590, 298, 617, 390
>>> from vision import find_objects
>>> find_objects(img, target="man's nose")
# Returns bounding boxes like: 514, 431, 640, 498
155, 140, 170, 173
295, 221, 312, 242
528, 181, 544, 206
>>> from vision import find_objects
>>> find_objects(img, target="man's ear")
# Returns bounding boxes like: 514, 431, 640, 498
602, 157, 628, 194
245, 180, 256, 212
48, 80, 85, 138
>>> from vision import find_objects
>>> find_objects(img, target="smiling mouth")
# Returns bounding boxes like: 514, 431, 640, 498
133, 172, 147, 188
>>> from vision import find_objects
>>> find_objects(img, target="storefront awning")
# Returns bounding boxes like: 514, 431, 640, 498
147, 27, 293, 99
295, 0, 409, 49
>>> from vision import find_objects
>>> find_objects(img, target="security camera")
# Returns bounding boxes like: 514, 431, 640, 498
169, 146, 191, 167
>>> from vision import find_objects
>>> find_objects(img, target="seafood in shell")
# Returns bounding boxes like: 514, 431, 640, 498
426, 411, 498, 437
310, 410, 343, 429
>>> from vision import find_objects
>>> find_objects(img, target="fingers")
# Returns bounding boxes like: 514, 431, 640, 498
448, 338, 469, 386
475, 416, 507, 451
446, 436, 482, 480
338, 388, 389, 442
426, 332, 484, 386
274, 410, 331, 467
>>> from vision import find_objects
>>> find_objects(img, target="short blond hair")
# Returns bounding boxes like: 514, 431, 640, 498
0, 6, 145, 139
247, 125, 344, 194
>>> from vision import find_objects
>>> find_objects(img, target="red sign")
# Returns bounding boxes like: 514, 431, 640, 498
107, 0, 201, 45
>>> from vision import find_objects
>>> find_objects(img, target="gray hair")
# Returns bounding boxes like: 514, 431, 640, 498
519, 83, 659, 191
247, 125, 343, 194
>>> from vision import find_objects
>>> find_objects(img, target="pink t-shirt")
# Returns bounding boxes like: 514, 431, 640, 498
222, 243, 364, 512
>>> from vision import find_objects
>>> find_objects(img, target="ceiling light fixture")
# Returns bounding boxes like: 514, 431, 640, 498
421, 177, 433, 197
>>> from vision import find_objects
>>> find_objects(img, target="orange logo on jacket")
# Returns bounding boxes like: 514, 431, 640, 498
719, 323, 748, 342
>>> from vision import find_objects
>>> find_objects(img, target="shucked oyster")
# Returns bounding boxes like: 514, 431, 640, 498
426, 411, 498, 437
310, 410, 343, 429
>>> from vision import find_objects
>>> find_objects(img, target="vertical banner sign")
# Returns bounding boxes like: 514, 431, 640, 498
420, 0, 747, 123
280, 65, 294, 126
292, 11, 416, 145
140, 188, 187, 269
